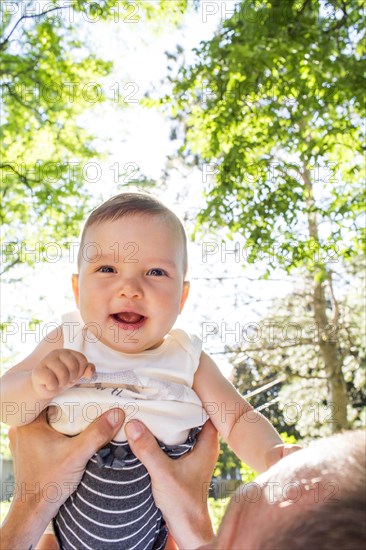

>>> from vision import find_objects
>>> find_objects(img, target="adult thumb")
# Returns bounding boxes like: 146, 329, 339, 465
74, 408, 125, 465
125, 420, 171, 476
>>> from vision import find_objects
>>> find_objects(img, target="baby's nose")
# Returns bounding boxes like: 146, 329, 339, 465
118, 278, 142, 299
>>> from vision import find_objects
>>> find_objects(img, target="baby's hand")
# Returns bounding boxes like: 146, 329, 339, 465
265, 443, 302, 469
31, 349, 95, 399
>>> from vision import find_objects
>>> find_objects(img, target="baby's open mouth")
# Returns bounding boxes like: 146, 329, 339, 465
111, 312, 145, 329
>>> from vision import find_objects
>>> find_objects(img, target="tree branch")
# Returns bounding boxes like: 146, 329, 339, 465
298, 0, 311, 17
2, 82, 44, 122
0, 163, 36, 190
191, 275, 289, 282
243, 340, 315, 352
0, 6, 68, 50
324, 15, 348, 34
292, 371, 328, 380
0, 258, 22, 277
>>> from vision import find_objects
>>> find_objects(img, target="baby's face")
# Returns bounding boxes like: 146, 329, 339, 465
72, 214, 189, 353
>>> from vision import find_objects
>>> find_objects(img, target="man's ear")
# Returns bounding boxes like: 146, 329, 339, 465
71, 273, 80, 307
179, 281, 190, 313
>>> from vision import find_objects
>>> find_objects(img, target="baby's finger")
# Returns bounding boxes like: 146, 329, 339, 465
59, 350, 89, 383
47, 356, 78, 387
265, 445, 284, 469
32, 367, 60, 393
83, 363, 96, 379
283, 444, 302, 457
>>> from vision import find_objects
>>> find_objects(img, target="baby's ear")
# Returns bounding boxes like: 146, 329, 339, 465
179, 281, 190, 313
71, 273, 80, 307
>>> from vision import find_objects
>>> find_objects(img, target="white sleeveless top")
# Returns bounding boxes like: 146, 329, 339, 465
49, 311, 208, 445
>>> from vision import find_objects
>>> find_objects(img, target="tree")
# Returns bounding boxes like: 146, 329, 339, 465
231, 356, 301, 439
164, 0, 365, 432
0, 0, 192, 460
1, 0, 191, 276
230, 265, 366, 438
1, 1, 111, 275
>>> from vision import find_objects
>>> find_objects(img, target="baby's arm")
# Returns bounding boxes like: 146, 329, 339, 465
193, 352, 298, 473
0, 327, 94, 426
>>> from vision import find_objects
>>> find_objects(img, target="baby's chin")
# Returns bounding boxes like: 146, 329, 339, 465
146, 338, 165, 350
98, 334, 165, 354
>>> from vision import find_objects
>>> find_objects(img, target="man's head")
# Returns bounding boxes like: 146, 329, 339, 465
209, 430, 366, 549
72, 192, 190, 352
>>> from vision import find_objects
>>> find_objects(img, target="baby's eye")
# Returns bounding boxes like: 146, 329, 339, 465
97, 266, 115, 273
146, 268, 167, 277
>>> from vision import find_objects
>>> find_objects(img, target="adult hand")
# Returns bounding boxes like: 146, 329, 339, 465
1, 408, 125, 550
126, 420, 219, 549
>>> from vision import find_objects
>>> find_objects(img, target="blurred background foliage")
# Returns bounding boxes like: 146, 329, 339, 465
162, 0, 365, 434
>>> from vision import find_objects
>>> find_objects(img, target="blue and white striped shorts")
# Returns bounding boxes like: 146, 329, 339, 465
54, 428, 201, 550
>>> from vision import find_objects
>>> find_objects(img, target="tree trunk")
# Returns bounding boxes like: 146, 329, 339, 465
313, 281, 348, 431
302, 166, 348, 432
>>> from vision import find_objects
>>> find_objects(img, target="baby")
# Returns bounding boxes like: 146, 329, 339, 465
1, 192, 300, 549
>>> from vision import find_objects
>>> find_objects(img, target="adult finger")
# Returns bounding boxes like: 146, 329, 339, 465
71, 408, 125, 465
8, 410, 50, 450
125, 420, 172, 476
193, 420, 220, 464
